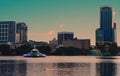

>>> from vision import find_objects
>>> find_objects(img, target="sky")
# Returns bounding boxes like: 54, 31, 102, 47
0, 0, 120, 45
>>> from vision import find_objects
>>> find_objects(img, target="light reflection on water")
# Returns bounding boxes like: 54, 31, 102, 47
0, 56, 120, 76
0, 60, 27, 76
96, 61, 116, 76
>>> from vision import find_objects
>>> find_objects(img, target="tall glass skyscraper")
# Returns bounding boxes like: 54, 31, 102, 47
96, 6, 116, 43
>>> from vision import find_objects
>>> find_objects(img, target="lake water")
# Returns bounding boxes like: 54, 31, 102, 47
0, 56, 120, 76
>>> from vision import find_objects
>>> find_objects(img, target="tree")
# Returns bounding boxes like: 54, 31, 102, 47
36, 45, 51, 55
15, 44, 32, 55
0, 44, 13, 55
52, 47, 89, 56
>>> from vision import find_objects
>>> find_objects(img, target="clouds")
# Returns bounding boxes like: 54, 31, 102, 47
47, 30, 55, 36
59, 24, 64, 28
28, 30, 55, 37
28, 23, 65, 41
47, 23, 65, 36
28, 31, 55, 42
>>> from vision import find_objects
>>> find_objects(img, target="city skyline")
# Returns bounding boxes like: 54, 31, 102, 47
0, 0, 120, 45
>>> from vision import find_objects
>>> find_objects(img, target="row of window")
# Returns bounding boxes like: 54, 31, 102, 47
0, 24, 9, 28
0, 25, 8, 41
0, 37, 8, 41
0, 33, 8, 36
0, 25, 8, 36
0, 29, 8, 33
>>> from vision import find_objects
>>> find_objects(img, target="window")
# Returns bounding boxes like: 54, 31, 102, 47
0, 24, 8, 41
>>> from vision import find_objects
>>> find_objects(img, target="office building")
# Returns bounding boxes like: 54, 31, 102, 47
0, 21, 28, 44
96, 6, 116, 43
17, 22, 28, 42
58, 32, 74, 45
49, 38, 58, 45
95, 6, 118, 55
0, 21, 16, 43
49, 38, 58, 51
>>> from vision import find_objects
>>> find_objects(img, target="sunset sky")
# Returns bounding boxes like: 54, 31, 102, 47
0, 0, 120, 45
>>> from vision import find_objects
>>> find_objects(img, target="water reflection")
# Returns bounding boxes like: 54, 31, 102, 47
0, 60, 27, 76
0, 61, 117, 76
26, 62, 93, 76
54, 63, 91, 76
0, 56, 119, 76
0, 61, 98, 76
26, 63, 47, 76
96, 61, 116, 76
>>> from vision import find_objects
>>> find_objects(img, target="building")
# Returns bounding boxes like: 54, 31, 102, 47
17, 22, 28, 43
96, 28, 104, 42
62, 39, 90, 49
58, 32, 74, 45
49, 38, 58, 51
96, 6, 116, 43
0, 21, 28, 44
0, 21, 16, 43
95, 6, 118, 55
49, 38, 58, 45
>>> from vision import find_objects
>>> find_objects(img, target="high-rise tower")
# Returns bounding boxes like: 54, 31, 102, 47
96, 6, 116, 43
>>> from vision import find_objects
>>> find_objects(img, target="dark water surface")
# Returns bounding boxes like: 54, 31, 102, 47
0, 56, 120, 76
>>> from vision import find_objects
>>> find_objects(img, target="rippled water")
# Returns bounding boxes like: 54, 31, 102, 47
0, 56, 120, 76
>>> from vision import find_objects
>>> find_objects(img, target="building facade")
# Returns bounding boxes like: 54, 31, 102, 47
62, 39, 90, 49
49, 38, 58, 51
95, 6, 118, 55
0, 21, 16, 43
49, 38, 58, 46
17, 22, 28, 43
96, 6, 116, 43
0, 21, 28, 44
58, 32, 74, 45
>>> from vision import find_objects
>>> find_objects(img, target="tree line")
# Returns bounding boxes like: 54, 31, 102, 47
0, 44, 89, 56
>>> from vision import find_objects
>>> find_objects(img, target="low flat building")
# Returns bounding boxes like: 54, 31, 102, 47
62, 39, 90, 49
